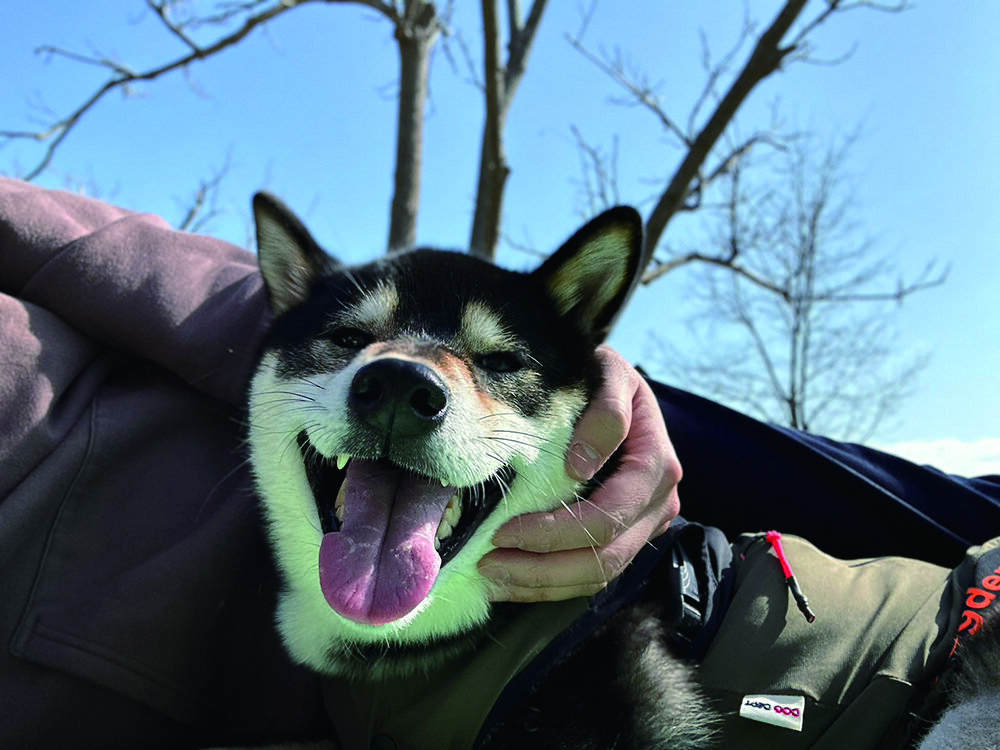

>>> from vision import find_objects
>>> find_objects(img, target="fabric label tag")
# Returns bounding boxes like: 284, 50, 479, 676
739, 694, 805, 731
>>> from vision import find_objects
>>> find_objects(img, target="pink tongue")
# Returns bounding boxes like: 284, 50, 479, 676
318, 459, 454, 625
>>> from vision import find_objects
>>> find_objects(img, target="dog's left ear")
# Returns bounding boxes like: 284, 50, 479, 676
253, 192, 335, 316
533, 206, 643, 343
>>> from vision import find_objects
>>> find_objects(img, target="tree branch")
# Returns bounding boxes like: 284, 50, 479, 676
146, 0, 202, 53
564, 37, 690, 146
570, 124, 620, 215
641, 0, 808, 270
175, 154, 233, 233
2, 0, 323, 181
648, 129, 937, 440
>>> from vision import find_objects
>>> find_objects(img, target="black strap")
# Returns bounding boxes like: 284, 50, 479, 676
475, 520, 735, 746
668, 533, 707, 648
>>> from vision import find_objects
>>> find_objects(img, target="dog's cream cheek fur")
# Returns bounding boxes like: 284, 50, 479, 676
250, 352, 589, 676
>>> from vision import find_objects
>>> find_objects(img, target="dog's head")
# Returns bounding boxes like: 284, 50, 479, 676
248, 194, 642, 676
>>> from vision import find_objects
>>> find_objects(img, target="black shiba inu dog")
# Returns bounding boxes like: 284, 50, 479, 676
247, 194, 1000, 750
248, 192, 648, 671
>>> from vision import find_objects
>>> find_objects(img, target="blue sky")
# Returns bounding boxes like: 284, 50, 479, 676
3, 1, 998, 474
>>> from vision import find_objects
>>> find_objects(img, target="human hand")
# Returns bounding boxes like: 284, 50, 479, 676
479, 345, 682, 602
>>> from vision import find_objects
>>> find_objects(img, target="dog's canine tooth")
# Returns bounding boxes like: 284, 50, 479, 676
445, 493, 461, 526
336, 454, 349, 471
334, 479, 347, 522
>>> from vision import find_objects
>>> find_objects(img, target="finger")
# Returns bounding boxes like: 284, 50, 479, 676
565, 345, 635, 482
581, 461, 680, 550
484, 514, 660, 588
481, 519, 670, 602
584, 374, 681, 538
490, 505, 600, 553
491, 478, 664, 553
497, 377, 680, 554
489, 580, 608, 603
479, 547, 609, 602
583, 456, 673, 544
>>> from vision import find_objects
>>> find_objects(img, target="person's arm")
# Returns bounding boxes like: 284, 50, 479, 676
648, 379, 1000, 565
0, 177, 267, 404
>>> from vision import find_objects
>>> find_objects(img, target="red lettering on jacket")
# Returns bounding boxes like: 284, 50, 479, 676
966, 588, 997, 609
958, 565, 1000, 636
960, 610, 985, 635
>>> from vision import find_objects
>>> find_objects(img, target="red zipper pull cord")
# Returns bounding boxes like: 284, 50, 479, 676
766, 531, 816, 624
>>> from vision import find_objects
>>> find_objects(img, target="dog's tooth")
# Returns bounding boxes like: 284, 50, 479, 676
336, 454, 349, 471
440, 478, 449, 488
443, 494, 461, 528
334, 480, 347, 522
435, 494, 462, 544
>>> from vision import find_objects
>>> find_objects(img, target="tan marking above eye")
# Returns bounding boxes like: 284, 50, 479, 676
338, 280, 399, 335
458, 302, 519, 355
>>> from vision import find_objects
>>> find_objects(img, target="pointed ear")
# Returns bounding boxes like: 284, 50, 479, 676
533, 206, 643, 343
253, 192, 334, 315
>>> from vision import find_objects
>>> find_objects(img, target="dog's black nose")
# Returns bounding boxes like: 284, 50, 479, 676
349, 358, 449, 437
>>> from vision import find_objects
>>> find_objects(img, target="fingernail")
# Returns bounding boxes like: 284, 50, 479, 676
491, 528, 521, 548
478, 564, 510, 584
568, 441, 601, 481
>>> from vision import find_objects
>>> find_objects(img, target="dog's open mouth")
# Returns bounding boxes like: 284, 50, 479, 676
296, 432, 512, 626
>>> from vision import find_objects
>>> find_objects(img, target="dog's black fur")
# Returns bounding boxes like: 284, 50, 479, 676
248, 194, 999, 750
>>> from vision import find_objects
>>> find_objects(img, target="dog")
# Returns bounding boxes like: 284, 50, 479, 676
247, 193, 1000, 749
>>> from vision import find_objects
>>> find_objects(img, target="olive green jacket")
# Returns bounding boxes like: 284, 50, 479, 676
695, 534, 999, 749
324, 532, 1000, 750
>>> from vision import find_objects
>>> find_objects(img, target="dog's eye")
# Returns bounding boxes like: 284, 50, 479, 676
476, 352, 524, 374
329, 327, 372, 350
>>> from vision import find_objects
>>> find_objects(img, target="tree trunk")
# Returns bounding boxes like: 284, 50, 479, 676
388, 3, 439, 252
468, 0, 508, 260
468, 0, 548, 260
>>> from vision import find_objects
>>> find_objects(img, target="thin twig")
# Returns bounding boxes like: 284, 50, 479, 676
2, 0, 327, 180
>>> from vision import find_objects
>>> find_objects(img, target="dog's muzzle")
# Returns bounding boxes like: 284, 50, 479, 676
295, 356, 514, 627
349, 358, 449, 439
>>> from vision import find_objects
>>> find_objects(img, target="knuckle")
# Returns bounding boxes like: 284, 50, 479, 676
622, 449, 664, 481
666, 454, 683, 485
588, 518, 620, 548
598, 396, 632, 436
597, 543, 632, 580
533, 512, 567, 553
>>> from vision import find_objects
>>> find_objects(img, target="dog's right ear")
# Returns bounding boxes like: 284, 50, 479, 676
253, 192, 334, 315
533, 206, 643, 344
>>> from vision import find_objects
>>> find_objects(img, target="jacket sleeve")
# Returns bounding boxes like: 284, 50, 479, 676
0, 177, 269, 404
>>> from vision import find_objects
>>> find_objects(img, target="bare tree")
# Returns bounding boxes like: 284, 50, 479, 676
647, 135, 943, 441
567, 0, 910, 281
0, 0, 544, 258
3, 0, 911, 267
0, 0, 447, 251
